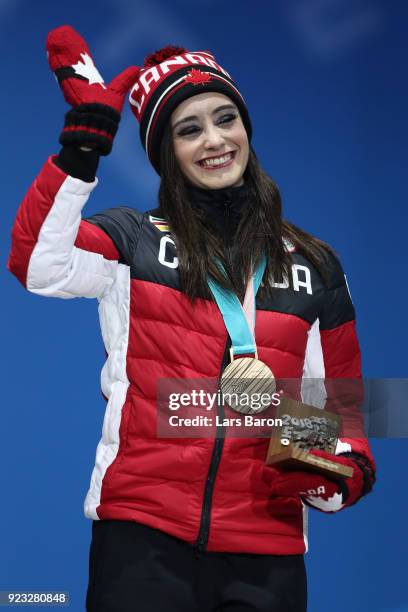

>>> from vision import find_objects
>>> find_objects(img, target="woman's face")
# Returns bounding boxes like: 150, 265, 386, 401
171, 92, 249, 190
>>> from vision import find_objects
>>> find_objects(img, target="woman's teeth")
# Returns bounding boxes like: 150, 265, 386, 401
199, 152, 234, 167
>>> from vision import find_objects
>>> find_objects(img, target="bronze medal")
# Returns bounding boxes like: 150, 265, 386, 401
220, 357, 276, 414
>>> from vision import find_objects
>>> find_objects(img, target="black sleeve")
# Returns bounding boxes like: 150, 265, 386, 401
53, 145, 101, 182
318, 250, 356, 331
83, 207, 144, 266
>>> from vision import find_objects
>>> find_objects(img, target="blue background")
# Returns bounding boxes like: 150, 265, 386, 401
2, 1, 407, 610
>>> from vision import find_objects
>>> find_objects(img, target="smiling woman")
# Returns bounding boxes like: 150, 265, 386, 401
7, 26, 376, 612
171, 93, 250, 189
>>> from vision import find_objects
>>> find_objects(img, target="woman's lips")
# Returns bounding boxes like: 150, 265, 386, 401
197, 151, 236, 170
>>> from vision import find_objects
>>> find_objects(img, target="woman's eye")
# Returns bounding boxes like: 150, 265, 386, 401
176, 114, 237, 137
218, 113, 237, 125
177, 125, 200, 137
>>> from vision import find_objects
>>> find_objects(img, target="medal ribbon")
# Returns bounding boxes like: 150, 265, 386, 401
207, 255, 267, 359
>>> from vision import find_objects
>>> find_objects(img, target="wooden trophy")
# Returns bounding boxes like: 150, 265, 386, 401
265, 396, 353, 479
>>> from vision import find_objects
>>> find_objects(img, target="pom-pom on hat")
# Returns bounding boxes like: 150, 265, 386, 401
128, 46, 252, 175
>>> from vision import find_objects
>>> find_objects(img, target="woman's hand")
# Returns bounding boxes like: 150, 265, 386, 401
270, 466, 342, 511
269, 449, 366, 513
46, 24, 140, 154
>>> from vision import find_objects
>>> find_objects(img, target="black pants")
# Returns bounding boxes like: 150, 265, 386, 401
86, 520, 307, 612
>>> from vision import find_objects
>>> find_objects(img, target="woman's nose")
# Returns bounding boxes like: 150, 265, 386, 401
202, 124, 224, 149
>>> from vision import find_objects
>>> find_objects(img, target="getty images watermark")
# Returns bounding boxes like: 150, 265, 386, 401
168, 388, 282, 425
156, 379, 285, 438
157, 376, 407, 439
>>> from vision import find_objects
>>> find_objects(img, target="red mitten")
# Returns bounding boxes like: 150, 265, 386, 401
46, 25, 140, 154
270, 450, 372, 513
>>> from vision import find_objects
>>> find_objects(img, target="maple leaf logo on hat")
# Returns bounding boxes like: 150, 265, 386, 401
184, 68, 213, 86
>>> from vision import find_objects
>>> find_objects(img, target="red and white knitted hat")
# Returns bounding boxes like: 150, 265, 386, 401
128, 45, 252, 174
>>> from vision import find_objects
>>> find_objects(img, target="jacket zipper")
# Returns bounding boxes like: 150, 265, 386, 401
193, 200, 233, 557
193, 336, 231, 557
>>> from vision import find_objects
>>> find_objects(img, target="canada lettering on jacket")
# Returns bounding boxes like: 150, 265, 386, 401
158, 236, 313, 294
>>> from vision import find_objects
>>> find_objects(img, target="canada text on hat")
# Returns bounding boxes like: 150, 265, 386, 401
128, 46, 251, 173
129, 50, 236, 118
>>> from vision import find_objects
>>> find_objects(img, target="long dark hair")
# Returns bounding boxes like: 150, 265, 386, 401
158, 121, 336, 303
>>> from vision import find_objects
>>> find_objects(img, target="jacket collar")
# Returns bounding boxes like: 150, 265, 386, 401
185, 181, 250, 242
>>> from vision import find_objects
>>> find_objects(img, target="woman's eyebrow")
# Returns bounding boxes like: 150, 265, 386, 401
172, 104, 237, 130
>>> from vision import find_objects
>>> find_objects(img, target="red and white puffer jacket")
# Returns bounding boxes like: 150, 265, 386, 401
7, 155, 375, 555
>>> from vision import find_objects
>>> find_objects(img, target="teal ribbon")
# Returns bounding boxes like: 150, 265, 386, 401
207, 255, 267, 358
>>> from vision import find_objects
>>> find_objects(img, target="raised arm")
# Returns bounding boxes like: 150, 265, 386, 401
8, 150, 120, 299
7, 25, 139, 300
